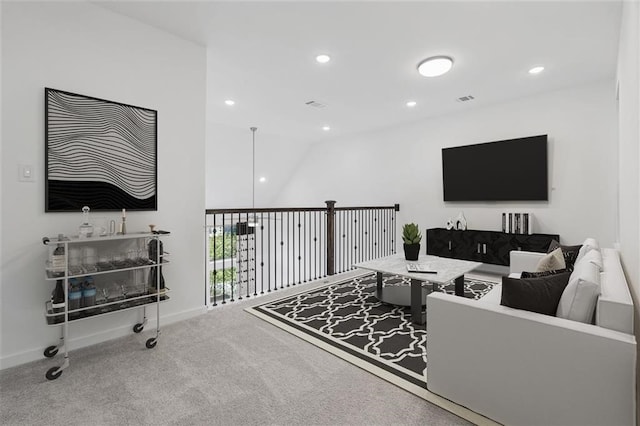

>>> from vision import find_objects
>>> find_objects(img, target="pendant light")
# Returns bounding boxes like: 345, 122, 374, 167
248, 127, 258, 227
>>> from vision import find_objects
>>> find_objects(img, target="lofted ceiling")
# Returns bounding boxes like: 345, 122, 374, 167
95, 1, 622, 144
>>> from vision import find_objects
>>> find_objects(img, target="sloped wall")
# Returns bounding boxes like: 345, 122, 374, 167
205, 122, 312, 208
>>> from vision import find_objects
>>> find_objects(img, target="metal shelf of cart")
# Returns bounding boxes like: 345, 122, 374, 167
45, 258, 170, 280
43, 232, 170, 245
44, 288, 170, 325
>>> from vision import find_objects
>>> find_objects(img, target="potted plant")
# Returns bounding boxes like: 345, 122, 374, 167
402, 223, 422, 261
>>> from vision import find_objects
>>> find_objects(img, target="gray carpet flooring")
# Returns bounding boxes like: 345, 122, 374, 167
0, 273, 472, 426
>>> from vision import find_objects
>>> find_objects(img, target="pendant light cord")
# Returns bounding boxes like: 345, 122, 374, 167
250, 127, 257, 210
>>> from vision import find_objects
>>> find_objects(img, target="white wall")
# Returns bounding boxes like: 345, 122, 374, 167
617, 0, 639, 310
615, 1, 640, 419
274, 80, 618, 247
0, 2, 207, 369
0, 1, 4, 371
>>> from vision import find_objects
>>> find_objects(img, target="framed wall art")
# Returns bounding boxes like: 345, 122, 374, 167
45, 88, 158, 212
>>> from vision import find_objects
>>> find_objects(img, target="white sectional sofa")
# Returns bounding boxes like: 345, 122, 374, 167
426, 242, 636, 426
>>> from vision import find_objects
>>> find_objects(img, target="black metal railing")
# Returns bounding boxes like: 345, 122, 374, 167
205, 201, 399, 306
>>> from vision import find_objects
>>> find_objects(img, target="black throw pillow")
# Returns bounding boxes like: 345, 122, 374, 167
501, 272, 572, 316
520, 268, 568, 278
548, 240, 582, 271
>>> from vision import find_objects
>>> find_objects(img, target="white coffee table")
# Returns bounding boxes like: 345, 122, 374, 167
354, 253, 481, 325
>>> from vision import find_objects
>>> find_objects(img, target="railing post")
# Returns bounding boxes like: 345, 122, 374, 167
394, 204, 400, 254
325, 200, 336, 276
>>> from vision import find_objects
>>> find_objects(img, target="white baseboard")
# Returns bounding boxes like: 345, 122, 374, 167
0, 306, 206, 371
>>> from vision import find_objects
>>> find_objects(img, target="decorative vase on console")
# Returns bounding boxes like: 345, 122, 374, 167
455, 212, 467, 231
446, 218, 455, 230
402, 223, 422, 261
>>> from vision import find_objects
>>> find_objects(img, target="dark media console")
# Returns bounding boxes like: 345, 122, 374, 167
426, 228, 560, 266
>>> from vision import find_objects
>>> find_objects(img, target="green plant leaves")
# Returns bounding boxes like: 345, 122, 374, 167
402, 223, 422, 244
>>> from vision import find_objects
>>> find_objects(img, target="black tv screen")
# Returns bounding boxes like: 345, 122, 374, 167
442, 135, 548, 201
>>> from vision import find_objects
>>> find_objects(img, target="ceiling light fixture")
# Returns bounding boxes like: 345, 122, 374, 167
417, 56, 454, 77
259, 177, 266, 183
316, 54, 331, 64
528, 66, 545, 74
322, 126, 331, 131
224, 99, 235, 106
406, 101, 417, 107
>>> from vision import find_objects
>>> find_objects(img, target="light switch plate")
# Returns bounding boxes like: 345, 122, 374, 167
19, 164, 34, 182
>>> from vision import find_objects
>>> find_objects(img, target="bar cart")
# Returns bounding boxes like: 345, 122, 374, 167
42, 232, 169, 380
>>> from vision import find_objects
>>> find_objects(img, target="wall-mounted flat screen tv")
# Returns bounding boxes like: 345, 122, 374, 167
442, 135, 548, 201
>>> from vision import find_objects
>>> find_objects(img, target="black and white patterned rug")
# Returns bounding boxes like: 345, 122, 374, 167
246, 273, 496, 392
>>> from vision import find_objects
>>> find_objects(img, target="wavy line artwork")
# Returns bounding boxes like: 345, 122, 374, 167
45, 88, 157, 211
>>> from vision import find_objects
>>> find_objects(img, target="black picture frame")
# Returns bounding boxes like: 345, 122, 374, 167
45, 88, 158, 212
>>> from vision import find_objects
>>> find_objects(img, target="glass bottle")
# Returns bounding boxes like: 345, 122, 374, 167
51, 234, 66, 276
68, 278, 82, 319
148, 239, 165, 292
51, 279, 65, 313
82, 276, 96, 308
78, 206, 94, 238
118, 209, 127, 235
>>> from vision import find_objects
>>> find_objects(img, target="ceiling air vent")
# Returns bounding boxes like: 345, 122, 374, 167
305, 100, 326, 108
456, 95, 475, 102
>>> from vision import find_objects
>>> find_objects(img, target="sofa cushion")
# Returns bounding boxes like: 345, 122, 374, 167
509, 250, 547, 275
501, 272, 572, 316
521, 268, 568, 278
556, 257, 601, 323
575, 238, 600, 265
574, 247, 603, 271
548, 240, 582, 271
535, 247, 566, 272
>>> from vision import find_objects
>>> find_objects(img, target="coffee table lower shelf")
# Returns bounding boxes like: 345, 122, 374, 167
376, 286, 430, 307
376, 284, 430, 325
374, 273, 431, 326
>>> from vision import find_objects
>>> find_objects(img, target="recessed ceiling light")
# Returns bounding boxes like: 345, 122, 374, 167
322, 126, 331, 131
417, 56, 453, 77
259, 177, 266, 183
316, 54, 331, 64
224, 99, 235, 106
406, 101, 417, 107
528, 66, 545, 74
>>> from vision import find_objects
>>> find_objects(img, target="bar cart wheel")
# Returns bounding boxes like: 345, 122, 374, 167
44, 345, 58, 358
133, 323, 144, 333
46, 367, 62, 381
145, 338, 157, 349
